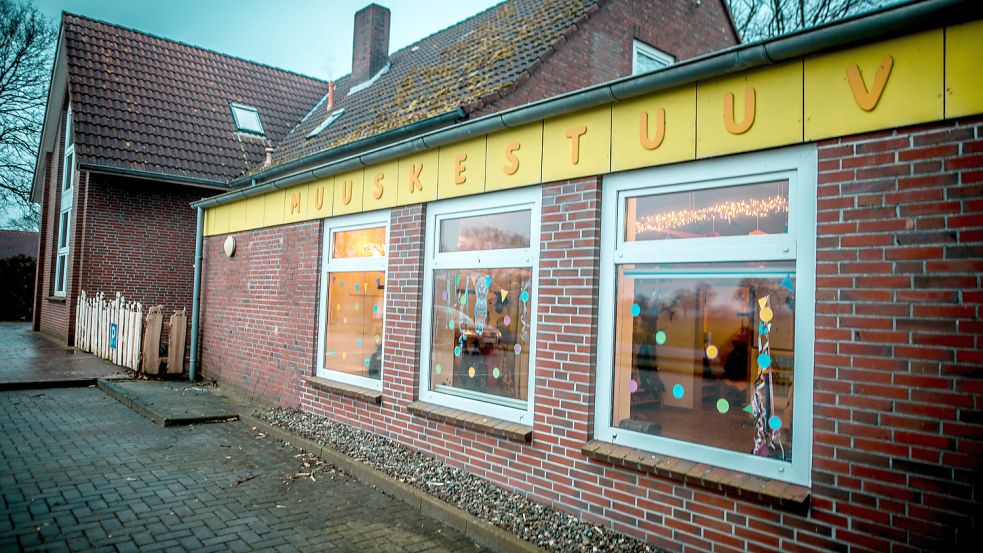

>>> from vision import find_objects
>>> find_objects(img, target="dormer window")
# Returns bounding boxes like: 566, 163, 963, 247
308, 109, 345, 139
632, 39, 674, 75
230, 103, 265, 136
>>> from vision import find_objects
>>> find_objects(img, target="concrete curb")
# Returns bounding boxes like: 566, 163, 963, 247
239, 413, 547, 553
97, 379, 239, 427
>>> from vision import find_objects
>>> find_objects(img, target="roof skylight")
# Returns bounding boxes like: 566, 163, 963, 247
230, 103, 265, 135
307, 109, 345, 139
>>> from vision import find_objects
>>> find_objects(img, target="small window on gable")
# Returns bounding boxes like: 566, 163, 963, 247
230, 103, 265, 135
308, 109, 345, 139
632, 39, 674, 75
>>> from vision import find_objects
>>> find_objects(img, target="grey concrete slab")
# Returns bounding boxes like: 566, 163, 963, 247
0, 323, 128, 390
97, 379, 242, 427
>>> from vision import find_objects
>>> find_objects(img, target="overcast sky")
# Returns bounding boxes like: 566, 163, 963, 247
30, 0, 503, 80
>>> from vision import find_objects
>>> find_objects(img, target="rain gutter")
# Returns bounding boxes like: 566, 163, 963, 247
189, 206, 204, 381
193, 0, 973, 211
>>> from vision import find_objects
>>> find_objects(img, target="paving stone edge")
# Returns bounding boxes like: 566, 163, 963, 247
238, 413, 547, 553
97, 378, 240, 427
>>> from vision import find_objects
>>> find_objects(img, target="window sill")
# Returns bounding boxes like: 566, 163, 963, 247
47, 296, 66, 303
581, 440, 810, 508
305, 376, 382, 404
408, 401, 532, 443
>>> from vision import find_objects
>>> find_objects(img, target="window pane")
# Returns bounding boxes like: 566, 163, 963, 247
439, 210, 531, 252
635, 52, 669, 73
232, 105, 263, 134
324, 271, 385, 380
428, 268, 532, 406
63, 152, 74, 191
55, 255, 67, 293
58, 211, 70, 249
611, 261, 795, 461
625, 180, 788, 241
332, 226, 386, 258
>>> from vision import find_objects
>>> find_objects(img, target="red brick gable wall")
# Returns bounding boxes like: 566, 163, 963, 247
199, 117, 982, 551
36, 106, 72, 340
475, 0, 738, 117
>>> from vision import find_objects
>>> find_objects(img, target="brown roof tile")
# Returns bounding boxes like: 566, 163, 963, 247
63, 14, 327, 184
271, 0, 601, 169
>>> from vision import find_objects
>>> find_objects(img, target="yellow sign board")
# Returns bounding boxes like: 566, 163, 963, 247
612, 85, 696, 172
945, 20, 983, 119
438, 137, 486, 199
543, 106, 611, 182
485, 123, 544, 191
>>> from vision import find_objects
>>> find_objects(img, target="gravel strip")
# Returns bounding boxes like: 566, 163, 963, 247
257, 407, 664, 553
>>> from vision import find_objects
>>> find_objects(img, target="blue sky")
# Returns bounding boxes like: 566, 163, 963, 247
30, 0, 503, 80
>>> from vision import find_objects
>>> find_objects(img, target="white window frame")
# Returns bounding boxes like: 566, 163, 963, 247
230, 103, 265, 136
594, 145, 817, 487
632, 39, 674, 75
54, 106, 75, 297
316, 210, 391, 391
418, 187, 541, 425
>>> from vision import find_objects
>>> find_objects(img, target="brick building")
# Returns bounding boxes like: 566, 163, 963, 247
193, 0, 982, 551
31, 0, 736, 351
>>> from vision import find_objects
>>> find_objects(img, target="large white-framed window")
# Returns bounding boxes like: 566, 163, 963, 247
632, 39, 674, 75
595, 145, 817, 486
419, 188, 541, 425
316, 211, 390, 391
54, 106, 75, 297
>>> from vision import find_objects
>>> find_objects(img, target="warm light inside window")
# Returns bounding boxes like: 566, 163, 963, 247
333, 227, 387, 259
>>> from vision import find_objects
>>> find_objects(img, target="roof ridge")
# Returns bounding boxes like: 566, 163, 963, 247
61, 11, 328, 85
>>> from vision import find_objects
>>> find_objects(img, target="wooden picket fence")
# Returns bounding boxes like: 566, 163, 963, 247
75, 291, 143, 370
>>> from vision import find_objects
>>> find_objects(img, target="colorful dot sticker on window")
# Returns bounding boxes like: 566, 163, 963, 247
375, 334, 381, 345
758, 353, 772, 369
335, 303, 341, 312
454, 346, 461, 356
514, 344, 522, 355
503, 315, 511, 325
486, 276, 492, 287
672, 384, 684, 398
706, 345, 718, 359
448, 321, 455, 330
468, 367, 476, 378
630, 303, 641, 317
759, 322, 769, 336
492, 367, 500, 379
520, 291, 529, 303
357, 338, 363, 347
365, 358, 371, 366
342, 352, 347, 360
628, 379, 639, 393
780, 274, 794, 291
329, 350, 335, 358
339, 280, 343, 288
655, 330, 667, 345
434, 363, 442, 374
768, 416, 782, 430
373, 304, 379, 313
760, 307, 773, 323
354, 302, 359, 311
355, 284, 360, 292
716, 398, 730, 413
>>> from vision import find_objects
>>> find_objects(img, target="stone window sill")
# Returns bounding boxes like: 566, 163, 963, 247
408, 401, 533, 443
304, 376, 382, 404
46, 296, 66, 303
581, 440, 810, 507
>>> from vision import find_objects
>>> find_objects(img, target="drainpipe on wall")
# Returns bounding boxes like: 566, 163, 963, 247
188, 206, 204, 382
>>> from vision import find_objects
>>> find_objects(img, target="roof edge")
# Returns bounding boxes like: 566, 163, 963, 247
80, 163, 229, 190
195, 0, 978, 210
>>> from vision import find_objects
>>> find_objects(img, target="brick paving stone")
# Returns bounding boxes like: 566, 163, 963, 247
0, 388, 483, 552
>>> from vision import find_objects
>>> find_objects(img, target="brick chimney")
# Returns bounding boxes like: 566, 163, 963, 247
351, 4, 391, 86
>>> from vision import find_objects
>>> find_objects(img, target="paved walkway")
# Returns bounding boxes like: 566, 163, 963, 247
0, 323, 126, 389
0, 387, 482, 552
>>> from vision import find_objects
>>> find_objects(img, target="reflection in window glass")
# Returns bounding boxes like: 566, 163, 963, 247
611, 262, 795, 461
58, 212, 70, 249
333, 227, 387, 258
324, 271, 385, 380
55, 255, 67, 293
428, 268, 532, 406
439, 210, 531, 252
626, 180, 789, 241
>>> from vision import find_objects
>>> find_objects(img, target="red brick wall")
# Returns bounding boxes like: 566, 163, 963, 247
200, 117, 981, 552
78, 173, 209, 319
475, 0, 738, 116
199, 221, 321, 405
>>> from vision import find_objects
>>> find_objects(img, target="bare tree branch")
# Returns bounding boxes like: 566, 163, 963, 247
728, 0, 901, 42
0, 0, 54, 231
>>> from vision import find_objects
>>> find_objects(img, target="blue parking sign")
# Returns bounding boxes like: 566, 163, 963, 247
110, 323, 117, 349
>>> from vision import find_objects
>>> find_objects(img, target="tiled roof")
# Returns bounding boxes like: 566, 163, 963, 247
63, 14, 327, 184
272, 0, 601, 169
